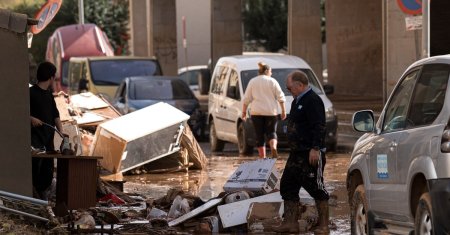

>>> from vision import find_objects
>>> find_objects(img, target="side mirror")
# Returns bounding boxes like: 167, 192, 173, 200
323, 84, 334, 95
352, 110, 375, 132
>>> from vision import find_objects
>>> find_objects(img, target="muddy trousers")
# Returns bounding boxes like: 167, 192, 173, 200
280, 150, 329, 202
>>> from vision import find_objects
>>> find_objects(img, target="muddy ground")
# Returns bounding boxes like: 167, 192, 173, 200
125, 143, 352, 234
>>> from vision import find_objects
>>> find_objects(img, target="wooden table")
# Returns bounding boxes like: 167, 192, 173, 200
32, 154, 102, 216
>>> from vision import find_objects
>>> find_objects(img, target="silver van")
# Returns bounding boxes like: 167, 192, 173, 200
207, 54, 337, 154
348, 55, 450, 234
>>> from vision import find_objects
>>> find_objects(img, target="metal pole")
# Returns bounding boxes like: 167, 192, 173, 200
182, 16, 189, 68
79, 0, 85, 24
422, 0, 430, 58
382, 0, 388, 105
0, 205, 49, 222
0, 190, 48, 206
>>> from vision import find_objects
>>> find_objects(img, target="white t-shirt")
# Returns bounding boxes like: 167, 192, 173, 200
243, 75, 286, 116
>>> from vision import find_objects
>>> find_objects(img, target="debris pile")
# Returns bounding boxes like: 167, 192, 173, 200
1, 158, 340, 234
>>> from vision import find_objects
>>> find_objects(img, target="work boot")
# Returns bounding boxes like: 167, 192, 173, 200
314, 200, 330, 234
271, 148, 279, 158
273, 200, 299, 233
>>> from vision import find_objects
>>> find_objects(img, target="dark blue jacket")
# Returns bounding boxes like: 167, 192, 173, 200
287, 89, 326, 152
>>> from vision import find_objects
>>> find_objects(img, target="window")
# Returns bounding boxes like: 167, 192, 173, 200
408, 64, 450, 127
383, 70, 419, 132
226, 70, 240, 100
89, 60, 160, 85
240, 68, 323, 94
68, 62, 82, 94
211, 66, 229, 94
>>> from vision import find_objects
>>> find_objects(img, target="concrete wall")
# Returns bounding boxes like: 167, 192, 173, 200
288, 0, 323, 81
384, 1, 421, 98
326, 0, 382, 97
176, 0, 211, 69
0, 10, 32, 196
129, 0, 178, 75
129, 0, 152, 57
211, 0, 242, 68
153, 0, 178, 75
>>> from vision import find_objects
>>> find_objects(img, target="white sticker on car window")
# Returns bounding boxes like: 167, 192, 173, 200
377, 154, 389, 179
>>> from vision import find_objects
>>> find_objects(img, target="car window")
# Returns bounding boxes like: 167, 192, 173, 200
382, 69, 419, 132
61, 61, 69, 86
89, 60, 160, 85
179, 70, 199, 86
132, 79, 194, 100
407, 64, 450, 127
240, 68, 323, 94
68, 61, 82, 94
211, 66, 229, 95
226, 70, 240, 100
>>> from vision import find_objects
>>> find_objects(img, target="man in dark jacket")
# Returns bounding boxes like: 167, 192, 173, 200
274, 70, 329, 234
30, 61, 64, 199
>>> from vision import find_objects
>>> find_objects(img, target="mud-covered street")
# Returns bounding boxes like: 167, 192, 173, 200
124, 143, 351, 234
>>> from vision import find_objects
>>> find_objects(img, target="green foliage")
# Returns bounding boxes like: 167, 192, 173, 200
84, 0, 130, 55
242, 0, 288, 52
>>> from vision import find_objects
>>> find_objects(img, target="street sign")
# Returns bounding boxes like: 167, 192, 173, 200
30, 0, 62, 34
397, 0, 423, 15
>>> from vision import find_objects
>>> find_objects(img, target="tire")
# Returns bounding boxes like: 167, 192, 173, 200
351, 185, 369, 235
237, 122, 253, 155
209, 120, 225, 152
415, 192, 433, 235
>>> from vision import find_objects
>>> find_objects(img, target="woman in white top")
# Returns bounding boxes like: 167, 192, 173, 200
242, 62, 286, 158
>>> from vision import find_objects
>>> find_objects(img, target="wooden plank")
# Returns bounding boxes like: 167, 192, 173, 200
180, 125, 208, 170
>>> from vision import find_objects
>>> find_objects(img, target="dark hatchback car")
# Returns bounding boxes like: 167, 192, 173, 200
112, 76, 205, 138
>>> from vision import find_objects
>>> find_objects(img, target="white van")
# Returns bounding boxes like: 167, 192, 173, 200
207, 54, 337, 154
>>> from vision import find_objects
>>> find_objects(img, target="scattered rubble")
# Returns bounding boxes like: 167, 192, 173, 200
1, 157, 341, 234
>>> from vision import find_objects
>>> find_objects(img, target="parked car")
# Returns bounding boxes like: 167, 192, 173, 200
347, 55, 450, 234
67, 56, 162, 101
112, 76, 205, 138
207, 54, 337, 154
46, 24, 114, 93
178, 65, 211, 96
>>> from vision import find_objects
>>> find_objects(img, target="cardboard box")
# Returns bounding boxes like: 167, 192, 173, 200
223, 158, 280, 193
91, 102, 189, 173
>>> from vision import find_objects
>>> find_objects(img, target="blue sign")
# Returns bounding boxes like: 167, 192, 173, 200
397, 0, 423, 15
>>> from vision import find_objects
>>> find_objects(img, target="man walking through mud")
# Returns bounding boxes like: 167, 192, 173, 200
274, 70, 330, 234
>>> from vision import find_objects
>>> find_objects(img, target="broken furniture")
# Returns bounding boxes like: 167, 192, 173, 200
90, 102, 189, 174
32, 154, 101, 216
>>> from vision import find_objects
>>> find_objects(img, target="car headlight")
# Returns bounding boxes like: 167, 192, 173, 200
325, 106, 336, 121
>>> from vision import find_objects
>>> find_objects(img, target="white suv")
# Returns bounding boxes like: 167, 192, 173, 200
347, 55, 450, 234
207, 54, 337, 154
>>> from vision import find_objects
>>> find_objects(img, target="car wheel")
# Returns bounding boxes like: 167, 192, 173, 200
415, 192, 433, 235
238, 122, 253, 155
209, 120, 225, 152
351, 185, 369, 235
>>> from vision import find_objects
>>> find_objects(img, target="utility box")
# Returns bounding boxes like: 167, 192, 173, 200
223, 158, 280, 194
91, 102, 189, 173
